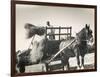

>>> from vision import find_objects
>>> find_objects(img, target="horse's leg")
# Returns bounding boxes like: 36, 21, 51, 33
63, 62, 67, 70
45, 63, 49, 72
60, 53, 65, 71
81, 55, 85, 69
41, 63, 47, 72
76, 55, 81, 69
61, 59, 64, 71
66, 58, 70, 70
74, 48, 81, 69
62, 56, 70, 70
61, 59, 67, 70
16, 64, 19, 73
62, 66, 64, 71
60, 53, 67, 71
61, 59, 66, 70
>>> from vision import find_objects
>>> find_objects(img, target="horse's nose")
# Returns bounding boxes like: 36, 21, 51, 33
90, 30, 92, 33
88, 37, 93, 46
90, 37, 93, 43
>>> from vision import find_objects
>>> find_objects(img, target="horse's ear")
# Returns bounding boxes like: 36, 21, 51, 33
24, 23, 35, 29
88, 24, 90, 28
85, 24, 88, 28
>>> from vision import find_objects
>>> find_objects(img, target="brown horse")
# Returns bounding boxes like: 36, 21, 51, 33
59, 24, 93, 70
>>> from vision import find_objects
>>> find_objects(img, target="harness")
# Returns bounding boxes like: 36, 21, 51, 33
76, 28, 89, 44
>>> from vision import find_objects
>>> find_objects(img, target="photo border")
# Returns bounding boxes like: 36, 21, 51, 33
11, 0, 97, 77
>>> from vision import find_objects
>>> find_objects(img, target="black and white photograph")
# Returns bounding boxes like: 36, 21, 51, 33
12, 1, 97, 76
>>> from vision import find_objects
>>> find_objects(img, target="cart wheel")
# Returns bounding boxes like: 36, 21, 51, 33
19, 65, 25, 73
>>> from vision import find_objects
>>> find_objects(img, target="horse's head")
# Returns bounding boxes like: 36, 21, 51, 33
24, 23, 46, 38
85, 24, 93, 43
76, 24, 93, 44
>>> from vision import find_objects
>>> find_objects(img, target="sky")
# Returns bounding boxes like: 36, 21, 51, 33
16, 4, 95, 51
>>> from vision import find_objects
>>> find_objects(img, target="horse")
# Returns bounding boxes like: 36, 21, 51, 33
59, 24, 93, 70
16, 23, 62, 73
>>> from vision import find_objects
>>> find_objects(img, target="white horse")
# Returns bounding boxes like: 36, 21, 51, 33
16, 23, 46, 73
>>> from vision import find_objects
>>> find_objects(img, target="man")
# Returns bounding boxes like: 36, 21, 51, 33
47, 21, 55, 40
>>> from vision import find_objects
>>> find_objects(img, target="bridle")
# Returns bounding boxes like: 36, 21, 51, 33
76, 28, 92, 43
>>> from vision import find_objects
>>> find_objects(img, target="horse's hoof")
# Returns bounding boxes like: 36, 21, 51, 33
42, 64, 46, 72
81, 66, 84, 69
63, 65, 67, 70
77, 66, 80, 70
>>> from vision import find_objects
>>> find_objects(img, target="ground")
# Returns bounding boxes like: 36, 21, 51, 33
25, 53, 95, 72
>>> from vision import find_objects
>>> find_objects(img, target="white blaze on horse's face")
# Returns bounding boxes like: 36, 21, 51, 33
85, 25, 93, 42
86, 27, 93, 47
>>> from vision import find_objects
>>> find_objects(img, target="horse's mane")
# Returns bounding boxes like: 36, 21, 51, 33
25, 23, 46, 38
24, 23, 36, 29
76, 28, 87, 40
36, 27, 46, 36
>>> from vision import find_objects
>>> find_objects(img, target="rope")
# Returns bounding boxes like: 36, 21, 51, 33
17, 36, 35, 56
28, 35, 35, 50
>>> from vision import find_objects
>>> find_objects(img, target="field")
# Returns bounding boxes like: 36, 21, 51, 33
25, 53, 95, 72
